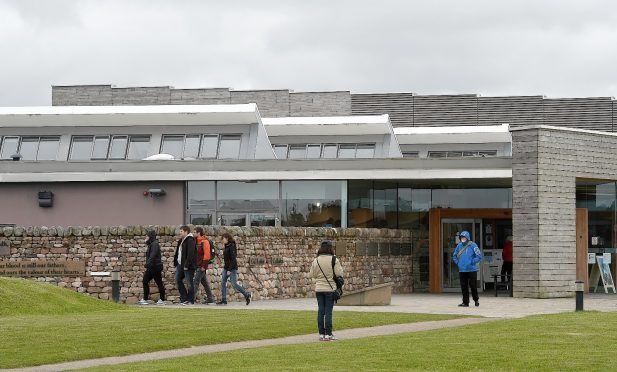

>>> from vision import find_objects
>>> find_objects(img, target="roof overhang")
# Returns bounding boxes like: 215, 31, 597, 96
263, 115, 392, 136
395, 124, 511, 144
0, 104, 260, 128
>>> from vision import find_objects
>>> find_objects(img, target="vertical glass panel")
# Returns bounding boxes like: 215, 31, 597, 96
109, 136, 128, 159
69, 136, 94, 160
190, 214, 213, 226
19, 137, 39, 161
281, 181, 342, 227
355, 144, 375, 159
217, 181, 278, 211
338, 144, 356, 158
183, 135, 201, 159
373, 181, 397, 228
306, 144, 322, 159
187, 181, 216, 209
250, 214, 276, 227
92, 136, 110, 159
288, 144, 307, 159
126, 136, 150, 160
220, 214, 247, 227
161, 135, 184, 159
431, 188, 512, 209
218, 135, 241, 159
273, 144, 288, 159
347, 180, 373, 227
36, 137, 60, 160
322, 144, 338, 159
200, 135, 219, 159
1, 136, 19, 159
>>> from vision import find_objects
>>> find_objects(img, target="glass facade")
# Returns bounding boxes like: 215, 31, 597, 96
281, 181, 342, 227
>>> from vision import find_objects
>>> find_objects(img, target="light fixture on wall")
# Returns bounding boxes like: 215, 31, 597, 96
38, 191, 54, 207
144, 188, 166, 197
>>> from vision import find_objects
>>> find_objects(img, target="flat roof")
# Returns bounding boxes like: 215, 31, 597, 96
395, 124, 511, 144
262, 115, 393, 136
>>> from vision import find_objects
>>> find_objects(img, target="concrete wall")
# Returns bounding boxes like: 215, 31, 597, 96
0, 182, 184, 226
0, 226, 413, 303
511, 126, 617, 298
289, 92, 351, 117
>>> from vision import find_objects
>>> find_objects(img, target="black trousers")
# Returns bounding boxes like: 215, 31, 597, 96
501, 262, 513, 282
459, 271, 479, 304
143, 267, 165, 301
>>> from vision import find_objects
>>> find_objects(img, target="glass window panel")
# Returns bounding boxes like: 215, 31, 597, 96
217, 135, 241, 159
190, 214, 213, 226
109, 136, 128, 159
217, 181, 279, 211
37, 137, 59, 160
479, 150, 497, 156
428, 152, 447, 158
306, 145, 322, 159
273, 144, 288, 159
183, 135, 201, 159
373, 181, 398, 228
431, 188, 512, 209
19, 137, 39, 161
288, 144, 307, 159
126, 136, 150, 160
161, 135, 184, 159
322, 144, 338, 159
1, 136, 19, 159
338, 144, 356, 158
347, 180, 373, 227
70, 136, 94, 160
446, 151, 463, 157
200, 135, 219, 158
92, 136, 110, 159
250, 214, 276, 227
402, 151, 419, 158
355, 144, 375, 159
281, 180, 342, 227
220, 214, 247, 227
187, 181, 216, 209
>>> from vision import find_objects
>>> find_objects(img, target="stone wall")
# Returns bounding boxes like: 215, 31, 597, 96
0, 226, 413, 303
511, 126, 617, 298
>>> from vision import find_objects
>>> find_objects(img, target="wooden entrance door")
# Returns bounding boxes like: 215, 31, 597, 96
576, 208, 589, 291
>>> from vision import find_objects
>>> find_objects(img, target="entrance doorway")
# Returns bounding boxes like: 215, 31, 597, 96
441, 219, 482, 291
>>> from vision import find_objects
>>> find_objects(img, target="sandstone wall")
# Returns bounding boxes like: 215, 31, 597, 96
0, 226, 413, 303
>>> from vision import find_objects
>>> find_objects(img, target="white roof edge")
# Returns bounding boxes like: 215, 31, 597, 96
510, 124, 617, 138
262, 114, 390, 126
394, 123, 510, 135
0, 103, 259, 116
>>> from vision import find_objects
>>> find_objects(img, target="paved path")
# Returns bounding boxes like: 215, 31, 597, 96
5, 317, 494, 372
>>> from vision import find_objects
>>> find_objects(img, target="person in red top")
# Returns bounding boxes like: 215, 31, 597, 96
193, 227, 215, 304
501, 236, 513, 282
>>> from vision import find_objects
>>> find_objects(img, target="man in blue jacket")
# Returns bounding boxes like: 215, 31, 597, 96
452, 231, 483, 307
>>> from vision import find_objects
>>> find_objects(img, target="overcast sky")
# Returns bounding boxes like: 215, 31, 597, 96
2, 0, 617, 106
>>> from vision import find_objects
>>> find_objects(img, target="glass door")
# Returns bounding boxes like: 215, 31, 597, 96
441, 218, 483, 292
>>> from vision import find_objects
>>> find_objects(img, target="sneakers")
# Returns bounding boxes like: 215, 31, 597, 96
201, 299, 215, 305
156, 299, 165, 305
319, 334, 328, 341
137, 299, 148, 305
475, 301, 480, 307
326, 335, 338, 341
458, 303, 469, 307
246, 292, 252, 306
180, 301, 191, 306
216, 300, 228, 306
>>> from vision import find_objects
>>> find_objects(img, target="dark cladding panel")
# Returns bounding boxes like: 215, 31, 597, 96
543, 97, 613, 132
351, 93, 414, 127
478, 96, 543, 127
413, 94, 478, 127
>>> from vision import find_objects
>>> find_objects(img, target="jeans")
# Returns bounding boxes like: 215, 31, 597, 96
175, 266, 196, 303
143, 267, 165, 301
220, 269, 248, 301
459, 271, 479, 305
193, 268, 214, 302
316, 292, 335, 336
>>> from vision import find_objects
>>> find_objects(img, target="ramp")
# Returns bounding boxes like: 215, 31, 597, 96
336, 283, 393, 306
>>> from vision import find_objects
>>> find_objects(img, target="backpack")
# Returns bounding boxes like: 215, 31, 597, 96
203, 238, 217, 264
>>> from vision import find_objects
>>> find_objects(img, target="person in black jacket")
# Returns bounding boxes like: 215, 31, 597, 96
138, 230, 165, 305
217, 232, 251, 305
173, 225, 197, 305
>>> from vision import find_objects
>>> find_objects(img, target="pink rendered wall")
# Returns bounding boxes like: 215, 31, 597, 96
0, 182, 185, 226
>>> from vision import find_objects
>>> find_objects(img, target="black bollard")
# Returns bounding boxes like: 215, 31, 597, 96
111, 270, 120, 303
575, 280, 584, 312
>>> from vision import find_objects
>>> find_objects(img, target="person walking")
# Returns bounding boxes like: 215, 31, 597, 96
501, 235, 513, 283
138, 230, 166, 305
310, 240, 344, 341
452, 231, 483, 307
217, 233, 252, 305
173, 225, 197, 305
193, 226, 215, 305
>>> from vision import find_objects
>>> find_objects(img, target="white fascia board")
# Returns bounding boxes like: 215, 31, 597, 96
0, 104, 260, 128
0, 169, 511, 182
395, 124, 512, 144
263, 115, 391, 136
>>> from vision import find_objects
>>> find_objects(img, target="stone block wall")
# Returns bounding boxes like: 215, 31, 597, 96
290, 92, 352, 117
511, 126, 617, 298
0, 226, 412, 303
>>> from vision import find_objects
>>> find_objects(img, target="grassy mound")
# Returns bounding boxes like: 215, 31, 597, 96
0, 277, 122, 316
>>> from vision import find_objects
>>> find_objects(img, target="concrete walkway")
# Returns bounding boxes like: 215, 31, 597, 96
6, 317, 494, 372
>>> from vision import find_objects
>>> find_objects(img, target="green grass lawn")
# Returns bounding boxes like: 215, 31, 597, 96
90, 311, 617, 372
0, 278, 458, 369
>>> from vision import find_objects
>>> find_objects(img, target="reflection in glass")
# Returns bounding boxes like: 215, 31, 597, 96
161, 135, 184, 159
200, 135, 218, 158
282, 181, 342, 227
338, 144, 356, 158
70, 136, 94, 160
92, 136, 110, 159
187, 181, 216, 209
250, 214, 276, 227
183, 135, 201, 159
306, 144, 322, 158
19, 137, 39, 160
217, 181, 278, 211
373, 181, 397, 228
1, 136, 19, 159
37, 137, 60, 160
127, 137, 150, 160
218, 135, 241, 159
190, 214, 213, 225
322, 144, 338, 158
431, 188, 512, 209
273, 144, 288, 159
220, 214, 246, 227
288, 144, 306, 159
109, 136, 128, 159
356, 144, 375, 159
